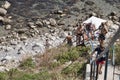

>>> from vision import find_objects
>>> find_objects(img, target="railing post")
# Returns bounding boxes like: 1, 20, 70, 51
95, 64, 99, 80
93, 62, 96, 80
90, 40, 94, 80
104, 51, 109, 80
112, 44, 115, 66
90, 62, 93, 80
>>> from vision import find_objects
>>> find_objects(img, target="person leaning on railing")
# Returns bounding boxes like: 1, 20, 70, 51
90, 43, 106, 74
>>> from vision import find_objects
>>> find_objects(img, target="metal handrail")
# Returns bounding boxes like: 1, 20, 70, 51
89, 27, 120, 80
91, 27, 120, 64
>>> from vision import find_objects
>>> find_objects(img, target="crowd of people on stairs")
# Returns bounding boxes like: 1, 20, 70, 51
63, 19, 109, 75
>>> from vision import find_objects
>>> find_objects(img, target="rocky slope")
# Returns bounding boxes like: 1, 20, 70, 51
0, 0, 119, 71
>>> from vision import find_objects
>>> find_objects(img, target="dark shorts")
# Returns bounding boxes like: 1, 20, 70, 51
96, 57, 106, 64
67, 41, 73, 46
77, 33, 83, 36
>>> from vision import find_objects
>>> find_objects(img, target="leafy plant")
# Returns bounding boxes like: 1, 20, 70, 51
115, 44, 120, 65
19, 57, 35, 69
56, 47, 90, 64
49, 61, 61, 69
61, 62, 86, 77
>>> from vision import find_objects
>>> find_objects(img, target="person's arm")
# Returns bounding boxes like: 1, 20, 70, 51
90, 47, 98, 58
90, 50, 96, 58
104, 26, 108, 33
63, 37, 67, 43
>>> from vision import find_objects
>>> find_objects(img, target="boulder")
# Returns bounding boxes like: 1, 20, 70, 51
35, 20, 43, 27
3, 18, 12, 24
54, 10, 63, 14
110, 11, 116, 16
28, 22, 34, 27
0, 8, 7, 16
5, 25, 11, 30
2, 1, 11, 9
20, 35, 28, 41
28, 22, 34, 26
0, 16, 4, 21
30, 25, 36, 28
57, 21, 65, 25
47, 25, 51, 29
49, 18, 57, 26
43, 20, 50, 25
85, 0, 95, 6
60, 14, 66, 17
10, 40, 18, 45
57, 10, 63, 14
5, 56, 12, 60
15, 29, 27, 34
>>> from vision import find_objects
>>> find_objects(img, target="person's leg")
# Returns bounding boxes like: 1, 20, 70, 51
76, 35, 79, 46
98, 63, 103, 74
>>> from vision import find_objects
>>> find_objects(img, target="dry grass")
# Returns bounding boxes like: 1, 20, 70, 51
34, 44, 69, 69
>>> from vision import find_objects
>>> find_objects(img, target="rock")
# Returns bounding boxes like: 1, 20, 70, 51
58, 21, 65, 25
47, 25, 51, 29
15, 29, 27, 34
5, 25, 11, 30
0, 16, 4, 21
49, 29, 55, 33
112, 16, 118, 21
110, 11, 116, 16
5, 56, 12, 60
0, 8, 7, 16
17, 48, 25, 55
89, 12, 97, 17
106, 20, 113, 27
60, 14, 66, 17
10, 40, 18, 45
2, 1, 11, 9
30, 25, 36, 28
0, 66, 8, 72
35, 20, 43, 27
54, 10, 63, 14
28, 22, 34, 27
110, 24, 119, 31
85, 0, 95, 6
20, 35, 28, 41
59, 31, 67, 38
57, 10, 63, 14
3, 18, 12, 24
43, 20, 50, 25
49, 18, 57, 26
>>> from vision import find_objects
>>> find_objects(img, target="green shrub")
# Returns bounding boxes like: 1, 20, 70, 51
0, 72, 8, 80
49, 61, 61, 69
0, 68, 52, 80
33, 69, 52, 80
56, 48, 79, 63
19, 57, 35, 69
56, 47, 90, 64
115, 44, 120, 65
61, 62, 86, 77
